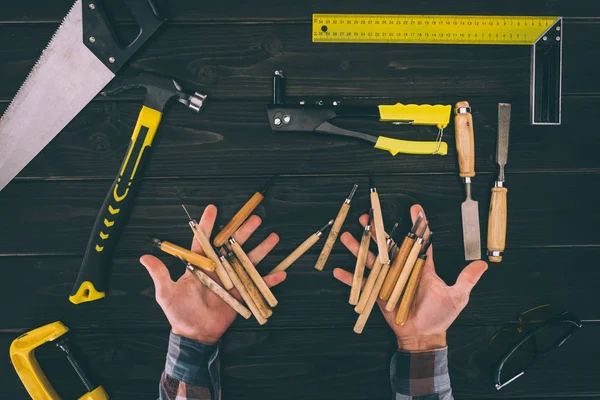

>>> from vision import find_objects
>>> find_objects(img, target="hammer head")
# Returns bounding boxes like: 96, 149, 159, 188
101, 72, 207, 113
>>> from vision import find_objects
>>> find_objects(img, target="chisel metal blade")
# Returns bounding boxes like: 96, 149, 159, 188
0, 1, 115, 191
461, 198, 481, 260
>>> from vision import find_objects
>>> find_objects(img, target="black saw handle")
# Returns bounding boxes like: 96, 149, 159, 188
83, 0, 165, 73
70, 105, 163, 304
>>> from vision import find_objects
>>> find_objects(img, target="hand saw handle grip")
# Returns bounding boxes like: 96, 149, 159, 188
70, 106, 163, 304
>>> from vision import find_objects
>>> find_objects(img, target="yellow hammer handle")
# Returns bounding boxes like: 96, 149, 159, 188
487, 187, 508, 262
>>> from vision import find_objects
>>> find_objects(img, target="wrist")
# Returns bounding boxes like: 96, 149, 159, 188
172, 329, 220, 345
396, 332, 447, 352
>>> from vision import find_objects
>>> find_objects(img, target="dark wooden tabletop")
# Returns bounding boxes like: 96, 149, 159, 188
1, 1, 599, 399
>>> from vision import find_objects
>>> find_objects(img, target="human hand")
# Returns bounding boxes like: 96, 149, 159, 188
333, 204, 488, 352
140, 204, 286, 344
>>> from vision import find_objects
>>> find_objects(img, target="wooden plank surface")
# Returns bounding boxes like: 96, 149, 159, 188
1, 325, 598, 399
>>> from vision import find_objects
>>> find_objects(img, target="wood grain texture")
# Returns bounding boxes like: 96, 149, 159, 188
354, 262, 390, 334
269, 233, 320, 275
220, 255, 267, 325
487, 187, 508, 263
188, 265, 251, 319
230, 239, 278, 307
380, 236, 414, 301
385, 240, 423, 312
190, 223, 234, 289
314, 202, 350, 271
370, 190, 390, 264
395, 257, 425, 326
158, 240, 216, 271
349, 230, 370, 305
214, 192, 264, 247
228, 254, 272, 320
355, 259, 384, 314
455, 101, 476, 178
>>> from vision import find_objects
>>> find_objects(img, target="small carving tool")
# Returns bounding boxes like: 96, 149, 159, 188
314, 184, 358, 271
221, 248, 272, 320
354, 245, 394, 334
213, 176, 276, 247
455, 101, 482, 261
269, 219, 333, 275
385, 223, 428, 312
229, 238, 278, 307
369, 180, 390, 264
395, 233, 434, 325
268, 70, 451, 156
349, 210, 373, 305
380, 212, 424, 301
218, 254, 268, 324
355, 222, 398, 314
182, 205, 233, 289
10, 321, 109, 400
488, 103, 511, 263
149, 237, 216, 272
184, 262, 251, 319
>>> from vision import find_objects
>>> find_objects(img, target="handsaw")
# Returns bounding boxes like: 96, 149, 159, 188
0, 0, 165, 192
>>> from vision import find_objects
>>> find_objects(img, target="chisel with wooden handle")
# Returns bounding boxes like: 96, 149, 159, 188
395, 233, 433, 326
355, 223, 398, 314
314, 184, 358, 271
182, 205, 233, 289
380, 212, 424, 301
455, 101, 481, 261
269, 219, 333, 275
229, 238, 278, 307
213, 176, 276, 248
370, 182, 390, 264
385, 223, 428, 312
354, 260, 390, 334
488, 103, 511, 263
150, 238, 216, 272
349, 209, 373, 305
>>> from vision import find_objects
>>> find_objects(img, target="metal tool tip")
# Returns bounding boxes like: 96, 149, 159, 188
366, 208, 374, 224
260, 174, 278, 194
274, 70, 284, 77
418, 222, 429, 237
347, 184, 359, 201
318, 219, 334, 234
148, 237, 162, 247
181, 205, 193, 221
389, 222, 399, 238
228, 237, 236, 244
421, 232, 433, 255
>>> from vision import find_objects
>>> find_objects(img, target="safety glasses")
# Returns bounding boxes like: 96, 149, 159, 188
485, 304, 582, 390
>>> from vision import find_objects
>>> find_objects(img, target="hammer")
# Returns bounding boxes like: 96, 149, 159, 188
70, 72, 207, 304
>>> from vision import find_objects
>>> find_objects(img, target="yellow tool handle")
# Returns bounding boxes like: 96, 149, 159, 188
454, 101, 476, 178
78, 386, 109, 400
349, 232, 371, 305
374, 136, 448, 156
161, 241, 216, 272
380, 236, 414, 301
385, 240, 423, 312
190, 224, 234, 289
395, 257, 426, 326
315, 202, 350, 271
487, 187, 508, 262
214, 192, 264, 247
270, 233, 321, 275
378, 104, 451, 129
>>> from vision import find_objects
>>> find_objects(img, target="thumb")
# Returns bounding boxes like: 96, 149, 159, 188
452, 260, 488, 303
140, 255, 174, 302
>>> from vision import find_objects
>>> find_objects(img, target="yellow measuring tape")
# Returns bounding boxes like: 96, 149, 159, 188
313, 14, 559, 45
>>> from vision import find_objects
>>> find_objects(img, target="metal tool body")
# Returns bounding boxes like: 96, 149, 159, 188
314, 184, 358, 271
380, 212, 423, 301
71, 73, 207, 304
10, 321, 108, 400
0, 0, 165, 192
455, 101, 481, 261
313, 14, 562, 125
488, 104, 511, 262
268, 71, 450, 156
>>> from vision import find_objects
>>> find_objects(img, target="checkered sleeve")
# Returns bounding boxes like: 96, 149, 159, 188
390, 347, 453, 400
159, 332, 220, 400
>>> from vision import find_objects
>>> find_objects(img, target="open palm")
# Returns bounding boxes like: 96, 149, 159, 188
333, 204, 487, 347
140, 204, 286, 344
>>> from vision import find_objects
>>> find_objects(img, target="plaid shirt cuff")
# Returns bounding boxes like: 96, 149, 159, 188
161, 332, 220, 399
390, 347, 452, 399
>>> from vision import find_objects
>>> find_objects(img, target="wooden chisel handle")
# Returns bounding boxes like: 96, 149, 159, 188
187, 265, 251, 319
269, 233, 321, 275
454, 101, 475, 178
355, 259, 383, 314
230, 239, 278, 307
380, 236, 414, 301
228, 254, 272, 319
350, 232, 371, 305
487, 187, 508, 262
354, 263, 390, 334
395, 257, 425, 326
190, 223, 233, 289
159, 240, 216, 272
213, 192, 264, 247
315, 202, 350, 271
370, 190, 390, 264
385, 240, 423, 312
220, 256, 268, 324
